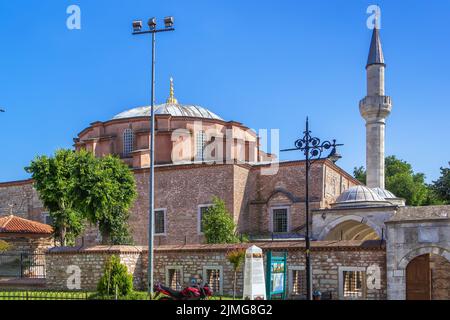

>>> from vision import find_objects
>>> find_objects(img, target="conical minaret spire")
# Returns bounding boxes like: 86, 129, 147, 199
359, 25, 392, 189
166, 77, 179, 104
366, 26, 385, 67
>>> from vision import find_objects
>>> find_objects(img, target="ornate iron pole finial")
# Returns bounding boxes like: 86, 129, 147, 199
166, 77, 178, 104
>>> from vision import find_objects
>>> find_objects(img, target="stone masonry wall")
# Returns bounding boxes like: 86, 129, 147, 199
45, 247, 144, 291
45, 242, 386, 299
0, 180, 45, 221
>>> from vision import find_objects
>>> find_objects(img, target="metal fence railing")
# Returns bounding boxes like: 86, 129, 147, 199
0, 253, 46, 279
0, 290, 89, 300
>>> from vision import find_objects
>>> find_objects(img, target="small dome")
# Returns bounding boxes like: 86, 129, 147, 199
332, 186, 390, 208
112, 103, 223, 121
336, 186, 384, 203
371, 187, 396, 199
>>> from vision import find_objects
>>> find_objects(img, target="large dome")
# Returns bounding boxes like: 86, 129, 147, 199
113, 103, 223, 121
112, 77, 223, 121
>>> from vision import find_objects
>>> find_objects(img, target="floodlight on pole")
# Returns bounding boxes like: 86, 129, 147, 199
164, 16, 174, 28
131, 16, 175, 299
148, 18, 157, 29
132, 20, 143, 32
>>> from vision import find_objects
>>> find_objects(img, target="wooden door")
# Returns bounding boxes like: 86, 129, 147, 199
406, 254, 431, 300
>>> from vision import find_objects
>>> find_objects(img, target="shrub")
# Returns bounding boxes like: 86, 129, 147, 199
97, 255, 133, 298
0, 240, 11, 252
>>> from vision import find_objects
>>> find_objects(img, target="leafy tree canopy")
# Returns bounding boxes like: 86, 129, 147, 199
202, 196, 240, 244
353, 156, 437, 206
353, 166, 366, 184
430, 163, 450, 204
26, 149, 137, 246
26, 149, 84, 245
71, 152, 137, 244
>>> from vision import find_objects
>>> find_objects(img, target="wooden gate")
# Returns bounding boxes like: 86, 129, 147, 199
406, 254, 431, 300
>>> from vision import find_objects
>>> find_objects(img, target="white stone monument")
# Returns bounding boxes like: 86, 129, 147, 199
243, 245, 266, 300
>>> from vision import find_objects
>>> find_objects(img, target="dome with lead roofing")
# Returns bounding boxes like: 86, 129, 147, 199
112, 78, 223, 121
332, 185, 390, 208
113, 103, 223, 121
371, 187, 396, 199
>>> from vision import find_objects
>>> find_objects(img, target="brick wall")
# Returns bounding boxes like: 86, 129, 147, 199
45, 241, 386, 299
1, 161, 359, 248
430, 254, 450, 300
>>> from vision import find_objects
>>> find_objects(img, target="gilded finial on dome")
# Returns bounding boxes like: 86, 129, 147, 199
166, 77, 178, 104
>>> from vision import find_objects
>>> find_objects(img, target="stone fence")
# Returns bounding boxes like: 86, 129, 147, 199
46, 240, 387, 299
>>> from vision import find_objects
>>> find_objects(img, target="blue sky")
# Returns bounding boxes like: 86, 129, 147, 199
0, 0, 449, 183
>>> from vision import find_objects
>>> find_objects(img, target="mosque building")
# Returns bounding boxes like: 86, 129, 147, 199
0, 25, 449, 300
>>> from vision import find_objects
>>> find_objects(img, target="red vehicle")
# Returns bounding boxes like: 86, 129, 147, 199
153, 282, 213, 300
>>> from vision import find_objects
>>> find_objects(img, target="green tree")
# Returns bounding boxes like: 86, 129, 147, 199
352, 156, 435, 206
27, 149, 137, 246
97, 255, 133, 298
226, 249, 246, 299
430, 163, 450, 204
384, 156, 431, 206
353, 166, 366, 184
106, 208, 134, 245
26, 149, 84, 246
203, 196, 239, 244
71, 152, 137, 244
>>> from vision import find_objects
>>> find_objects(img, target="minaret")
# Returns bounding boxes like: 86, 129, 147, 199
359, 26, 392, 189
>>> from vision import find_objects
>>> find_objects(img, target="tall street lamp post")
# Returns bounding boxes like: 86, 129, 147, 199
132, 16, 175, 297
281, 117, 343, 300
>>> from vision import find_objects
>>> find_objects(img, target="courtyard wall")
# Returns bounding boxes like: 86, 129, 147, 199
45, 241, 386, 299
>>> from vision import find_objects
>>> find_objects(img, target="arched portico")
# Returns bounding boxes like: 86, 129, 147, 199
318, 215, 382, 241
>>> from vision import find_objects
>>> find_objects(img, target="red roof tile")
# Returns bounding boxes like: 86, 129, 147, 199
0, 215, 53, 234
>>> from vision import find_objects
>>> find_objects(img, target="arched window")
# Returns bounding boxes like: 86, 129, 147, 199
196, 130, 206, 161
123, 128, 134, 156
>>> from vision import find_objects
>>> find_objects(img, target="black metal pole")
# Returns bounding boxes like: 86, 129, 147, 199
281, 117, 343, 301
305, 119, 312, 301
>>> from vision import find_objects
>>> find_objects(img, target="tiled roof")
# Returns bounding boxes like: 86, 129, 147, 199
0, 215, 53, 235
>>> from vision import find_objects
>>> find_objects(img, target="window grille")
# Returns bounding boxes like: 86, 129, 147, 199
343, 270, 365, 298
196, 130, 206, 160
43, 213, 53, 225
291, 269, 307, 296
123, 129, 134, 156
206, 268, 221, 294
272, 208, 288, 233
154, 210, 165, 235
168, 268, 182, 290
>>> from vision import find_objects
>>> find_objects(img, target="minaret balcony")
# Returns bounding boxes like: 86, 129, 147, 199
359, 95, 392, 121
